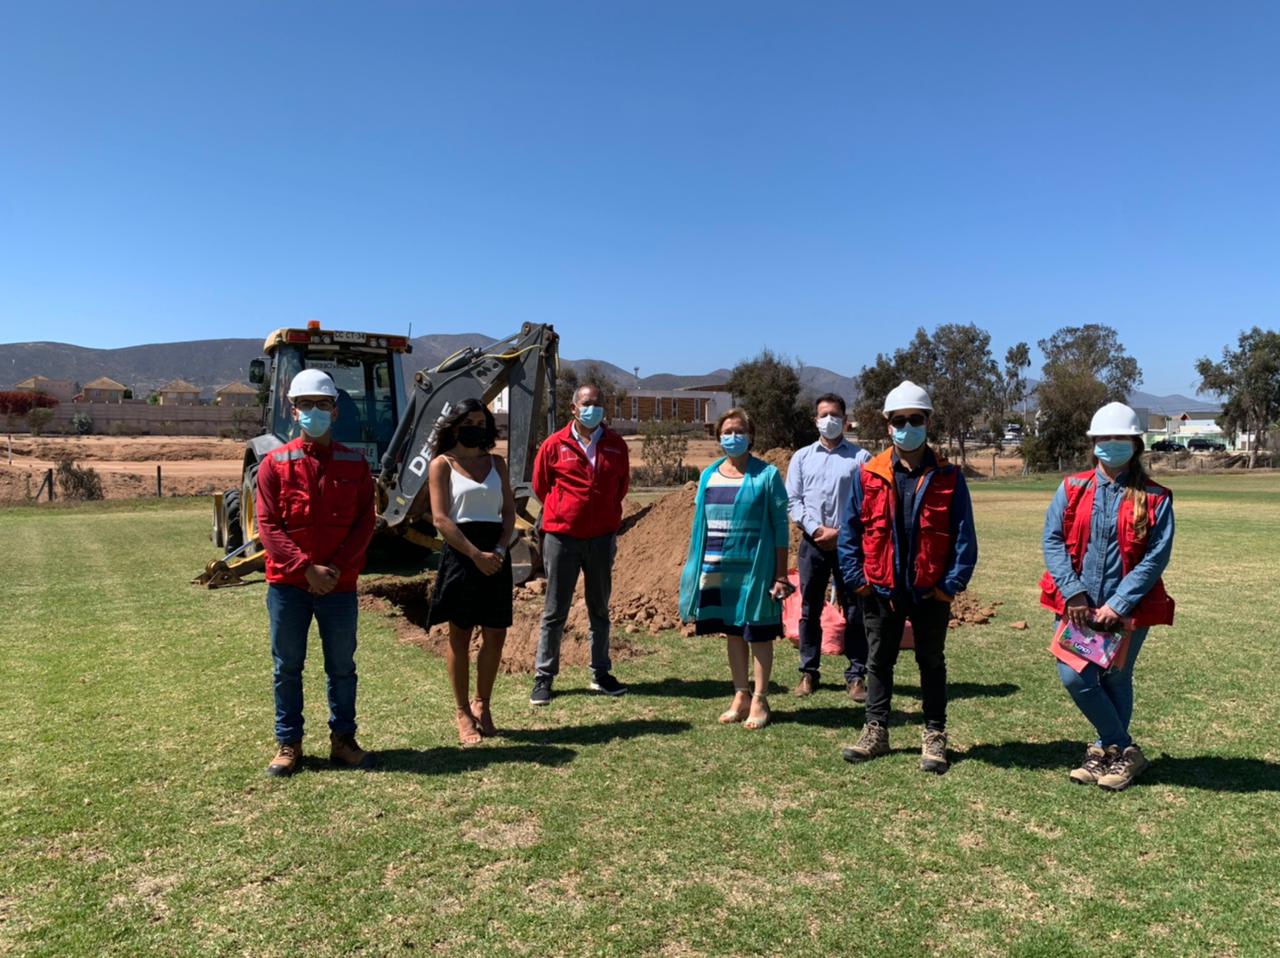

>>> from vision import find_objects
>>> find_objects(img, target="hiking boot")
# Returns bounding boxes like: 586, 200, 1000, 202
530, 676, 553, 706
589, 673, 627, 697
841, 722, 889, 763
1097, 744, 1150, 792
329, 733, 372, 770
266, 740, 302, 778
846, 677, 868, 703
794, 673, 818, 697
1069, 745, 1112, 785
921, 728, 949, 774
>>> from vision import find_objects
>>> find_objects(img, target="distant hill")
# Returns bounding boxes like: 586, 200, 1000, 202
0, 333, 1217, 417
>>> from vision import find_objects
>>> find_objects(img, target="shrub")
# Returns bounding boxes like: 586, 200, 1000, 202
71, 412, 94, 435
27, 407, 56, 436
55, 457, 104, 500
639, 420, 694, 486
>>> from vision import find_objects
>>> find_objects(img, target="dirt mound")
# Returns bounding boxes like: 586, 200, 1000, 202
360, 574, 644, 675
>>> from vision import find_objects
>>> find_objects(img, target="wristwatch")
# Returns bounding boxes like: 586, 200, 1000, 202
494, 544, 507, 557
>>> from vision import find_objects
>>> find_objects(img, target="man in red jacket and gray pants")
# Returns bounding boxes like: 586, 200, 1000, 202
256, 369, 376, 777
530, 383, 630, 705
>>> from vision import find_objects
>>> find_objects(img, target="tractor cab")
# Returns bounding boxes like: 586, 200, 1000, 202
251, 321, 413, 473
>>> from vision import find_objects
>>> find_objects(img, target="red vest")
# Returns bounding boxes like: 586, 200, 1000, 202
859, 448, 958, 591
259, 437, 374, 592
1039, 470, 1175, 627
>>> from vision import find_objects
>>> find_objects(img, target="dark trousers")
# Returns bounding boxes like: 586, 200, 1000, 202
863, 591, 949, 731
798, 537, 867, 682
535, 532, 615, 678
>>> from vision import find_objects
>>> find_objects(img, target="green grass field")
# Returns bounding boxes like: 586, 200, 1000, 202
3, 475, 1279, 957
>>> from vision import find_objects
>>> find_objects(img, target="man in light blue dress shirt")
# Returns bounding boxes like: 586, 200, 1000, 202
785, 393, 873, 700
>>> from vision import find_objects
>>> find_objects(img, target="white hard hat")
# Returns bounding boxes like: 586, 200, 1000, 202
883, 380, 933, 416
287, 368, 338, 400
1087, 401, 1142, 436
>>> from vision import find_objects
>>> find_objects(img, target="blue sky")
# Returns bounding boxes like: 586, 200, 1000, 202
1, 1, 1276, 395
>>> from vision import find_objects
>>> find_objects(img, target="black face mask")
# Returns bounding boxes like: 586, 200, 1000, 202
457, 425, 487, 448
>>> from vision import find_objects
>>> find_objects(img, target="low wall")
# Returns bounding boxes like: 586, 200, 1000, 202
9, 401, 265, 437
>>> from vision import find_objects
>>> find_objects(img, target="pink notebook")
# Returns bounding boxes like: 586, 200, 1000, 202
1054, 619, 1126, 668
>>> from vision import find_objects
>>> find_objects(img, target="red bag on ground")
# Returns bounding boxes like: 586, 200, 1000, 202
782, 570, 914, 651
782, 570, 846, 656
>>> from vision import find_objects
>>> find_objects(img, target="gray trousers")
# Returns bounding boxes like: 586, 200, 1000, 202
535, 531, 616, 679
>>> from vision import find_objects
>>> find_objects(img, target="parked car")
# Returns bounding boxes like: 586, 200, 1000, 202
1149, 439, 1186, 452
1186, 437, 1227, 452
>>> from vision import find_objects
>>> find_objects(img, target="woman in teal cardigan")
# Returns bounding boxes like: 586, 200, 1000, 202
679, 408, 792, 730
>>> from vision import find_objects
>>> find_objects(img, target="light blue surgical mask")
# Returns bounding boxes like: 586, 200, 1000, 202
577, 404, 604, 429
892, 423, 928, 452
297, 408, 332, 438
1094, 440, 1134, 468
720, 433, 749, 457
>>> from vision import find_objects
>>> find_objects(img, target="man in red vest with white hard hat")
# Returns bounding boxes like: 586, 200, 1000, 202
837, 380, 978, 774
256, 368, 376, 777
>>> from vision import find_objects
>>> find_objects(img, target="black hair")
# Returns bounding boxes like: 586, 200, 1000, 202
431, 397, 497, 457
814, 393, 847, 416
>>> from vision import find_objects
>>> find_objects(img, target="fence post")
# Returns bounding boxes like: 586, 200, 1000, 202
46, 467, 55, 502
156, 464, 163, 497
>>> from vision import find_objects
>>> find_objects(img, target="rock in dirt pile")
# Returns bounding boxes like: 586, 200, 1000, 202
364, 447, 999, 672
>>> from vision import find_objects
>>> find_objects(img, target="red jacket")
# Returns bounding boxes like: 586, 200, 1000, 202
858, 448, 961, 592
1039, 469, 1175, 627
533, 423, 630, 539
256, 437, 377, 592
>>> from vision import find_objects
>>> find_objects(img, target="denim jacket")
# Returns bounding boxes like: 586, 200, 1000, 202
1040, 468, 1174, 617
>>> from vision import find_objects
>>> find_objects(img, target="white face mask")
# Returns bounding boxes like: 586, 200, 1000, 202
817, 415, 844, 440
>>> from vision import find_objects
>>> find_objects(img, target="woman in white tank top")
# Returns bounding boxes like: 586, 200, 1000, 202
426, 399, 516, 745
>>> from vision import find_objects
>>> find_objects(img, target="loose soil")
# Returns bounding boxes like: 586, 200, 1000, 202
365, 451, 998, 673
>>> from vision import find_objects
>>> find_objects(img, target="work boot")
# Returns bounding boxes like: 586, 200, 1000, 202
841, 722, 889, 763
1097, 744, 1150, 792
793, 673, 818, 697
329, 732, 372, 770
1069, 745, 1113, 786
920, 728, 949, 774
846, 677, 868, 703
266, 740, 302, 778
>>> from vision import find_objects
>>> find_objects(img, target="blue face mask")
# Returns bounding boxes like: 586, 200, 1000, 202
1094, 440, 1134, 468
297, 408, 332, 438
577, 404, 604, 429
720, 433, 749, 457
892, 423, 928, 452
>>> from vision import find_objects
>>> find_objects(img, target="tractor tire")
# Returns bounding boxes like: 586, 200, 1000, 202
239, 463, 260, 548
223, 489, 244, 554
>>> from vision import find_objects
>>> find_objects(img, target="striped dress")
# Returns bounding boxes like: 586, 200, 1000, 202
694, 469, 782, 641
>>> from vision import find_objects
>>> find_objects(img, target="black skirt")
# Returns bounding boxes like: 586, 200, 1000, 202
428, 522, 514, 628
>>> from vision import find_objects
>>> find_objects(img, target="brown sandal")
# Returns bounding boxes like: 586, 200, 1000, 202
471, 699, 497, 737
456, 708, 482, 746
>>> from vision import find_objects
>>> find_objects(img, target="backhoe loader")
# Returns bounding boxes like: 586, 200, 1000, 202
197, 321, 558, 588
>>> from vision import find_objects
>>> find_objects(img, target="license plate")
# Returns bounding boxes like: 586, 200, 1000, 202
332, 330, 365, 343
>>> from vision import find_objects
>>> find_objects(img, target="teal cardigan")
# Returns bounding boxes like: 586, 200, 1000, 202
679, 456, 790, 626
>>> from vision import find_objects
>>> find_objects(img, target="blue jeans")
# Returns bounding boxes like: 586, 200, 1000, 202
797, 536, 867, 682
1057, 626, 1148, 749
268, 584, 359, 743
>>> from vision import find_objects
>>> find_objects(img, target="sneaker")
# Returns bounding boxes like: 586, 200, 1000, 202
590, 673, 627, 696
841, 722, 889, 763
330, 732, 372, 769
266, 740, 302, 778
1097, 744, 1150, 792
793, 673, 818, 697
846, 677, 868, 703
1069, 745, 1113, 785
920, 728, 949, 774
529, 676, 553, 706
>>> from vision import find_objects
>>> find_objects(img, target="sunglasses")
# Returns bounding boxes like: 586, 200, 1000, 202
889, 414, 927, 428
295, 400, 335, 412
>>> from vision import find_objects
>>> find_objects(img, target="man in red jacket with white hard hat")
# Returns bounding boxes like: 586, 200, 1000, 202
529, 383, 630, 705
256, 368, 376, 777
